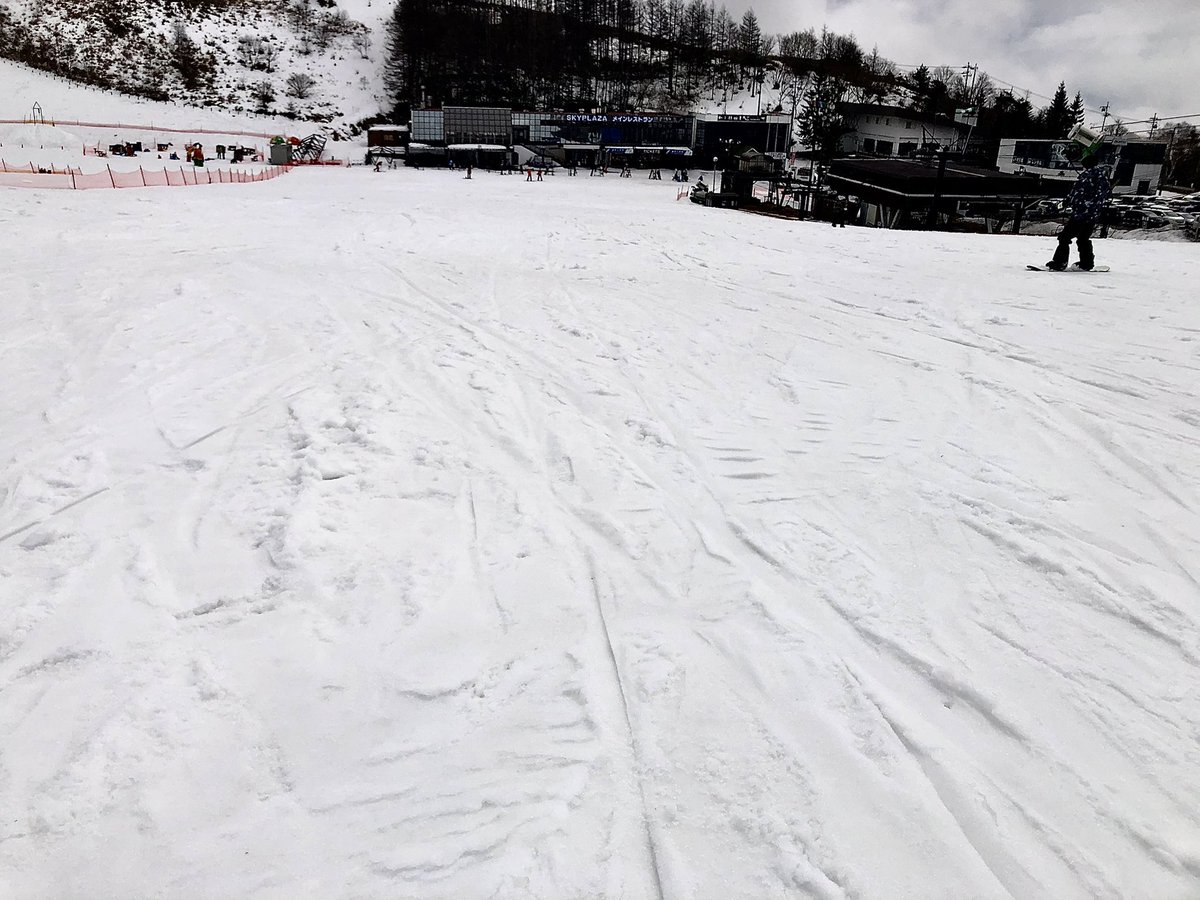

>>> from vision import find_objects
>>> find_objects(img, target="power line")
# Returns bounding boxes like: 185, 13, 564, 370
1110, 112, 1199, 127
885, 62, 1133, 121
876, 59, 1197, 127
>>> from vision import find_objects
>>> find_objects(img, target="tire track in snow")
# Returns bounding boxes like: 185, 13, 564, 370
529, 264, 1200, 896
262, 255, 663, 896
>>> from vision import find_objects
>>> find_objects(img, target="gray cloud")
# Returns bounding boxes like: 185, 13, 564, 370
743, 0, 1199, 128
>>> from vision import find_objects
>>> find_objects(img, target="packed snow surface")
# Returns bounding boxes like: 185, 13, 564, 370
2, 169, 1199, 899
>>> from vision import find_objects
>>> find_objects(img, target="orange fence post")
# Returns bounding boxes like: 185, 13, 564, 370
108, 165, 116, 187
140, 167, 146, 186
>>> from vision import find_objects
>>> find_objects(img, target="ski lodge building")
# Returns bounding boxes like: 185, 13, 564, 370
365, 125, 408, 164
837, 103, 969, 157
995, 137, 1168, 196
397, 106, 793, 170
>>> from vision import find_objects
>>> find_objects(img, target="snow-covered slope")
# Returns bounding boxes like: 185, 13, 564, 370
2, 169, 1199, 898
0, 58, 298, 132
0, 0, 389, 123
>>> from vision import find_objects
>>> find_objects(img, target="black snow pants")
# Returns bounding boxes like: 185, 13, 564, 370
1052, 219, 1096, 269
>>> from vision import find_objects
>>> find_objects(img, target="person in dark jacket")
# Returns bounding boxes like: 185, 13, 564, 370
1047, 153, 1111, 270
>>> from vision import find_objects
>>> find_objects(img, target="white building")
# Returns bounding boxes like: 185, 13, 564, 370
838, 103, 968, 158
995, 137, 1168, 196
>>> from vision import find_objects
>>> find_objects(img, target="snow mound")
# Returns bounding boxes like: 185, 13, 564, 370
0, 123, 83, 151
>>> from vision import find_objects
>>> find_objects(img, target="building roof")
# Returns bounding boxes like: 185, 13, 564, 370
369, 125, 409, 132
840, 103, 968, 131
826, 158, 1051, 200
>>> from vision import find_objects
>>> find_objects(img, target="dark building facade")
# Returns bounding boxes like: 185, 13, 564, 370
692, 114, 791, 168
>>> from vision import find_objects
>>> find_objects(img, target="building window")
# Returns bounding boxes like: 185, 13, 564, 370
905, 121, 913, 129
444, 107, 512, 146
886, 118, 892, 126
877, 140, 894, 156
863, 138, 876, 153
899, 142, 917, 156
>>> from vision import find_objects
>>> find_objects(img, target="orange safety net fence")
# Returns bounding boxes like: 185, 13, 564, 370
0, 162, 291, 190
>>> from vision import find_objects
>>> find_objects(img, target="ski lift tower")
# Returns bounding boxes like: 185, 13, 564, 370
28, 102, 46, 126
954, 106, 978, 154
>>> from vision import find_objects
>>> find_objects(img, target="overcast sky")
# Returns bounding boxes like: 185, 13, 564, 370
742, 0, 1198, 131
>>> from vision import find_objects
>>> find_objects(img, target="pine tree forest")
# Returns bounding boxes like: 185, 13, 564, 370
382, 0, 895, 116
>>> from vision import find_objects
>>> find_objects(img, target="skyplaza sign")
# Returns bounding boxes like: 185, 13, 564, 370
558, 114, 684, 124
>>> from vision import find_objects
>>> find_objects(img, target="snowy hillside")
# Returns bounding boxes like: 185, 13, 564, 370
3, 169, 1200, 898
0, 58, 296, 132
0, 0, 389, 122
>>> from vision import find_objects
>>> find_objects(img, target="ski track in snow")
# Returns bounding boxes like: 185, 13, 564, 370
2, 169, 1199, 898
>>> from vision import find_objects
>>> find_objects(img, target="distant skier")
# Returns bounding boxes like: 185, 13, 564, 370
1045, 153, 1111, 271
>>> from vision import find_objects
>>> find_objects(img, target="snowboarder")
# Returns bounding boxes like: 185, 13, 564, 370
830, 195, 847, 227
1045, 153, 1111, 271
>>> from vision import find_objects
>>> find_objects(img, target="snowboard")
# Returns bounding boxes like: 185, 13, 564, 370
1026, 265, 1110, 273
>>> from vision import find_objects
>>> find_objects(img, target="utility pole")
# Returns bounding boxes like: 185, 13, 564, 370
1149, 114, 1159, 137
961, 63, 977, 96
954, 63, 979, 154
926, 147, 949, 229
1100, 102, 1110, 134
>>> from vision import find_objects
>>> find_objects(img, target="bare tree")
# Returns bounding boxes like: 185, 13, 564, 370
262, 40, 280, 72
351, 31, 371, 60
237, 34, 262, 68
172, 22, 208, 91
253, 79, 275, 113
314, 9, 351, 50
285, 72, 317, 99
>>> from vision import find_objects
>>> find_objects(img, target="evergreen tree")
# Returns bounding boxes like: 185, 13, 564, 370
737, 9, 761, 58
908, 64, 930, 107
1069, 91, 1085, 129
799, 29, 861, 160
382, 0, 407, 110
1043, 81, 1071, 138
